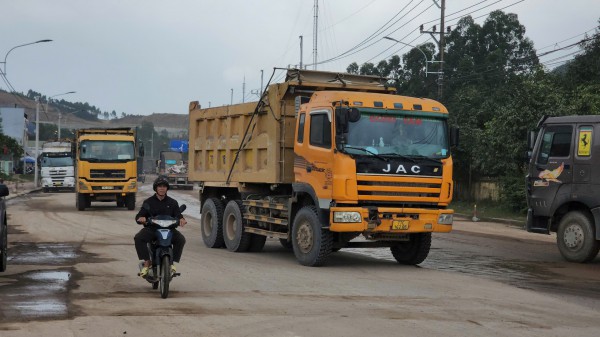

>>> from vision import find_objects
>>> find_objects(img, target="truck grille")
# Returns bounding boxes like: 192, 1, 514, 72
90, 169, 126, 179
356, 174, 442, 203
49, 168, 68, 177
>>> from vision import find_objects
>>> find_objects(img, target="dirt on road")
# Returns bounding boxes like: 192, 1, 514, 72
0, 184, 598, 337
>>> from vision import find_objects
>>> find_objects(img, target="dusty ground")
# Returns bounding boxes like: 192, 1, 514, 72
0, 182, 598, 337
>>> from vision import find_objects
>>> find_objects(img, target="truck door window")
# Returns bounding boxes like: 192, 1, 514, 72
297, 113, 306, 143
309, 112, 332, 148
537, 125, 572, 165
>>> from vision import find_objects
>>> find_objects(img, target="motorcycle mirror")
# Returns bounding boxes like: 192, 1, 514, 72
179, 204, 187, 213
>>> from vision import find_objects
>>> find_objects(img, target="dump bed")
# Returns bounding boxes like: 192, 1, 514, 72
188, 69, 393, 185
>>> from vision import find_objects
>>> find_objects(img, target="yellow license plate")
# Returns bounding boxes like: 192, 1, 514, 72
392, 220, 409, 230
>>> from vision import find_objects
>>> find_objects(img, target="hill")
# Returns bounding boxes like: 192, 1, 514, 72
0, 91, 188, 136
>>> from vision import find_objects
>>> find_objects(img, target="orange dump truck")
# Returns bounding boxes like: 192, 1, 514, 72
189, 69, 457, 266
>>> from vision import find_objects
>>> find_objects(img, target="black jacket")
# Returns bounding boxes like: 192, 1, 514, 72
135, 194, 184, 222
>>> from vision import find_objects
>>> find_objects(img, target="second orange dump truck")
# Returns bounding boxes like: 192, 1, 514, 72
189, 69, 457, 266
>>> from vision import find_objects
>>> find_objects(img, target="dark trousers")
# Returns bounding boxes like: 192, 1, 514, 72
134, 227, 186, 263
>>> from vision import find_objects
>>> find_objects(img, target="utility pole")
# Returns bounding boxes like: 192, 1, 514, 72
242, 75, 246, 103
313, 0, 318, 70
420, 0, 447, 99
230, 88, 233, 105
34, 97, 40, 187
299, 35, 303, 69
260, 69, 264, 95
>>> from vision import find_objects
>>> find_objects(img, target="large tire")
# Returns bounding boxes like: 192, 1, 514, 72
223, 200, 252, 252
76, 193, 86, 211
557, 211, 600, 263
159, 255, 170, 299
201, 198, 225, 248
390, 232, 432, 265
292, 206, 333, 267
0, 223, 7, 272
248, 234, 267, 252
126, 194, 136, 210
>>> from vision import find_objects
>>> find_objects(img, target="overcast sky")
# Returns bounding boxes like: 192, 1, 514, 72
1, 0, 598, 116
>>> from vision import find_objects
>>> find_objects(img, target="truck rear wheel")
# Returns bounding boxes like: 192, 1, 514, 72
201, 198, 225, 248
557, 211, 600, 263
76, 193, 86, 211
223, 200, 252, 252
292, 206, 333, 267
390, 233, 432, 265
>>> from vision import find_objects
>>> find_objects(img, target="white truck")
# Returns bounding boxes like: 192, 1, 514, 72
40, 140, 75, 192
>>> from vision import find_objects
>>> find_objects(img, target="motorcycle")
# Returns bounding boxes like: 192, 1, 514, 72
137, 203, 186, 299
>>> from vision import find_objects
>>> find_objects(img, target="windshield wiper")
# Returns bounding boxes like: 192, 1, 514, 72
378, 153, 417, 163
342, 146, 388, 162
407, 155, 442, 164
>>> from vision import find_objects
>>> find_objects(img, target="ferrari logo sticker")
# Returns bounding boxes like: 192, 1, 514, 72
578, 128, 592, 156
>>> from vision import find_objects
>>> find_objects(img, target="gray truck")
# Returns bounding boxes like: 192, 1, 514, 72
157, 151, 193, 190
526, 115, 600, 262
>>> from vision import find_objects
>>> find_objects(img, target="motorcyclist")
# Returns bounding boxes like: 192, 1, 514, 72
134, 176, 187, 277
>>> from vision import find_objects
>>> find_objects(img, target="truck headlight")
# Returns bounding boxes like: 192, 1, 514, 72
128, 181, 137, 189
438, 213, 453, 224
78, 181, 89, 190
333, 211, 362, 223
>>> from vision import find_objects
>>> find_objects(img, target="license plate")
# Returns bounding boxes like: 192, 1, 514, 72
54, 183, 62, 186
392, 220, 409, 230
101, 186, 113, 190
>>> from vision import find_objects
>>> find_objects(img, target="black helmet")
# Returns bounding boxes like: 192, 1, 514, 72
153, 176, 170, 191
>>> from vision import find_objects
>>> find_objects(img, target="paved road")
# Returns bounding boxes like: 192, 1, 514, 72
0, 183, 598, 337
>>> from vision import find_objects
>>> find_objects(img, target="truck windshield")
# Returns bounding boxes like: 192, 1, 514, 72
80, 140, 135, 162
41, 155, 73, 167
344, 110, 449, 158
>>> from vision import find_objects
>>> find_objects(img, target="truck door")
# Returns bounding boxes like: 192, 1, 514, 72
294, 109, 334, 207
528, 124, 573, 216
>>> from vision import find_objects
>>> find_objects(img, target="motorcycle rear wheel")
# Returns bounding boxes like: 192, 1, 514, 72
159, 256, 170, 299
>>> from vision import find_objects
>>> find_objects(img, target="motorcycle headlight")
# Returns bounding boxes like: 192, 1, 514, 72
153, 219, 175, 228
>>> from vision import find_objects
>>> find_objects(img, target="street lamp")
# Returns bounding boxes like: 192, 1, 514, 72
383, 36, 433, 77
1, 39, 53, 76
47, 91, 76, 139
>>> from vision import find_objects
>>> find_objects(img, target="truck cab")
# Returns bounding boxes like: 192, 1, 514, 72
526, 115, 600, 262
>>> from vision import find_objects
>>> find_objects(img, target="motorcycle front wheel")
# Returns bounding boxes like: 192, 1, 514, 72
159, 255, 170, 299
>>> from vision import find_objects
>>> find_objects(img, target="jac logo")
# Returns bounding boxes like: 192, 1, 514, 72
383, 163, 421, 174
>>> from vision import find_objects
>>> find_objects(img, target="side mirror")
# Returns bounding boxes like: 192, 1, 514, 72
527, 131, 536, 151
0, 184, 9, 197
450, 127, 459, 147
348, 108, 360, 122
139, 143, 145, 157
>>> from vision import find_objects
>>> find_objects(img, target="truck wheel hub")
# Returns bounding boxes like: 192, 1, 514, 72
297, 223, 313, 253
564, 224, 584, 249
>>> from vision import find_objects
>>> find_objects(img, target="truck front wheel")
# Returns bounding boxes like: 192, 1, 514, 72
557, 211, 600, 263
223, 200, 252, 252
201, 198, 225, 248
126, 194, 136, 210
76, 193, 86, 211
390, 232, 432, 265
292, 206, 333, 267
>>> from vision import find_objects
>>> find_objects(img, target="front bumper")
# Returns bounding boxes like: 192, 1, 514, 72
329, 206, 453, 233
77, 178, 137, 195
